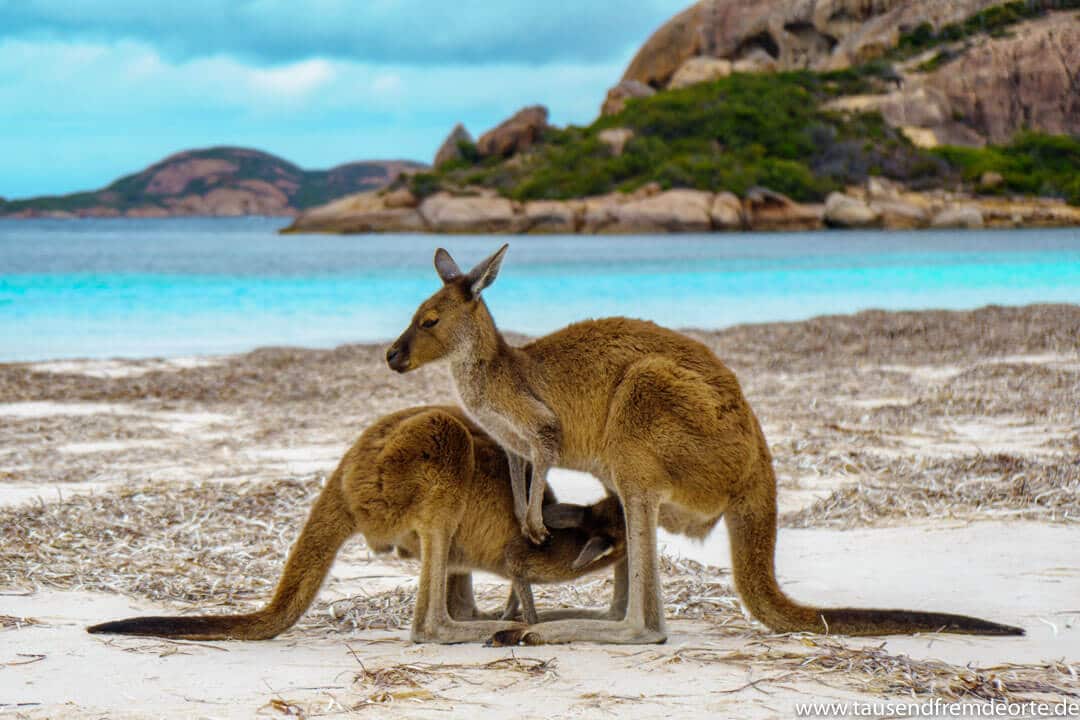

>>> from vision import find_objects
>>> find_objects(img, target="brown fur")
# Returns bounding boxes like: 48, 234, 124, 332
387, 245, 1024, 644
87, 406, 625, 643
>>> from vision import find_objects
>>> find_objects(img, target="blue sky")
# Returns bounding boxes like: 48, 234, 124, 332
0, 1, 685, 199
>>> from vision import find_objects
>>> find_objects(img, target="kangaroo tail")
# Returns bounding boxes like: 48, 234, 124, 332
88, 473, 355, 641
724, 487, 1024, 637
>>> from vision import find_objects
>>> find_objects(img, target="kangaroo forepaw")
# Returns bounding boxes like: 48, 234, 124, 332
486, 629, 542, 647
521, 517, 549, 545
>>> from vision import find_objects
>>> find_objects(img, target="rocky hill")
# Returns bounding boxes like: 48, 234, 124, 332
615, 0, 1079, 146
0, 147, 425, 218
286, 0, 1080, 234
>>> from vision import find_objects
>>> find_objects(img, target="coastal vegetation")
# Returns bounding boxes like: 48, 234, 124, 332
412, 70, 1080, 206
934, 133, 1080, 206
896, 0, 1080, 68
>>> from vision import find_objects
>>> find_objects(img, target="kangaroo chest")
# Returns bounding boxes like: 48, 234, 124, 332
450, 367, 533, 457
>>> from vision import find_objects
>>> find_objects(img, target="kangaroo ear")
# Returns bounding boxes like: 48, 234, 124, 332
434, 248, 462, 283
572, 536, 615, 570
466, 243, 508, 297
542, 503, 586, 529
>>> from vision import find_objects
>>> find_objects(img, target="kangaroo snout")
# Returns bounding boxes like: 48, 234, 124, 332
386, 343, 409, 373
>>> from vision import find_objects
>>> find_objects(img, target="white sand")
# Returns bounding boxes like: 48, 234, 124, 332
30, 356, 227, 379
241, 445, 348, 476
2, 336, 1077, 718
549, 469, 1079, 664
2, 519, 1074, 719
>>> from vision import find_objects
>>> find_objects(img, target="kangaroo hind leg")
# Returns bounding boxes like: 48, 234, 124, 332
411, 527, 525, 644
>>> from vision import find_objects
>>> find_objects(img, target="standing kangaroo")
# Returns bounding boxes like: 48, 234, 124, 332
88, 406, 625, 642
386, 245, 1024, 644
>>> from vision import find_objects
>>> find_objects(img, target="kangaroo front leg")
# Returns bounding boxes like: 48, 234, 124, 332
500, 587, 521, 621
521, 416, 560, 544
512, 578, 539, 625
490, 490, 667, 645
411, 529, 525, 644
506, 451, 529, 526
522, 455, 551, 544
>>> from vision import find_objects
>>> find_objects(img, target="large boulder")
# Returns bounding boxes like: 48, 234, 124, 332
824, 192, 881, 228
620, 2, 711, 89
920, 14, 1080, 143
522, 201, 581, 234
581, 193, 630, 233
381, 188, 418, 209
476, 106, 549, 159
976, 197, 1080, 228
823, 86, 980, 148
597, 128, 635, 156
930, 205, 984, 229
619, 0, 1002, 88
608, 189, 714, 233
732, 48, 779, 74
744, 187, 824, 231
313, 208, 426, 233
979, 171, 1005, 191
668, 56, 732, 89
433, 123, 474, 168
870, 198, 930, 229
601, 80, 656, 116
816, 10, 1078, 146
282, 191, 425, 233
710, 191, 745, 230
419, 192, 520, 233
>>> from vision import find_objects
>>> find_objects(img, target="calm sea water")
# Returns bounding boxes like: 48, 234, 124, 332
2, 217, 1078, 362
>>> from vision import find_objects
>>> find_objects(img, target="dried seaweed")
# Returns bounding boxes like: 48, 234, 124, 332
0, 615, 40, 631
0, 477, 325, 604
668, 639, 1080, 703
785, 452, 1080, 527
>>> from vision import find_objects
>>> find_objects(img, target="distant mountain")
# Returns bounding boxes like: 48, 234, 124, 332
0, 147, 427, 218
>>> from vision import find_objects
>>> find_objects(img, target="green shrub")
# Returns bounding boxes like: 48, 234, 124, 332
895, 0, 1079, 62
480, 72, 938, 202
933, 132, 1080, 204
419, 57, 1077, 206
408, 172, 442, 199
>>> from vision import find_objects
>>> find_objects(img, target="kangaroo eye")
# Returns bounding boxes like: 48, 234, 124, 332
421, 317, 439, 329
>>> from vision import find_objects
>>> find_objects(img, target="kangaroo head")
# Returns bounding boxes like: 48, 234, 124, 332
386, 244, 508, 373
542, 496, 626, 570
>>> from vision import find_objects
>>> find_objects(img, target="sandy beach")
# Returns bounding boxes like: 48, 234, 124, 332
1, 304, 1078, 718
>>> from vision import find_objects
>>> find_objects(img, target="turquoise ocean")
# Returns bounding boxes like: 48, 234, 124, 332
1, 217, 1078, 362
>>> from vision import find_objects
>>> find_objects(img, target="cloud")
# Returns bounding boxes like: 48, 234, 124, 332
0, 0, 683, 66
0, 1, 690, 197
249, 60, 335, 100
0, 37, 627, 197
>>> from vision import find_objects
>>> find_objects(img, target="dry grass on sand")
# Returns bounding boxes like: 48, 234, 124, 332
1, 304, 1078, 716
1, 474, 1077, 706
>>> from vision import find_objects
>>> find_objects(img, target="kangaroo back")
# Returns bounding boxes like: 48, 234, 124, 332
88, 473, 355, 641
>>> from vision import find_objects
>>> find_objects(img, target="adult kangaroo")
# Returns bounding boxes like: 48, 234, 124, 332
88, 406, 626, 642
385, 245, 1024, 644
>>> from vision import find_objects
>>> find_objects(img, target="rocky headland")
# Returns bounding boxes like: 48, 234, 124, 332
1, 147, 424, 219
282, 180, 1080, 235
286, 0, 1080, 235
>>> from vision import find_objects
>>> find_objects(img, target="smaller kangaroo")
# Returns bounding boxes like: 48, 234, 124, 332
87, 406, 625, 643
